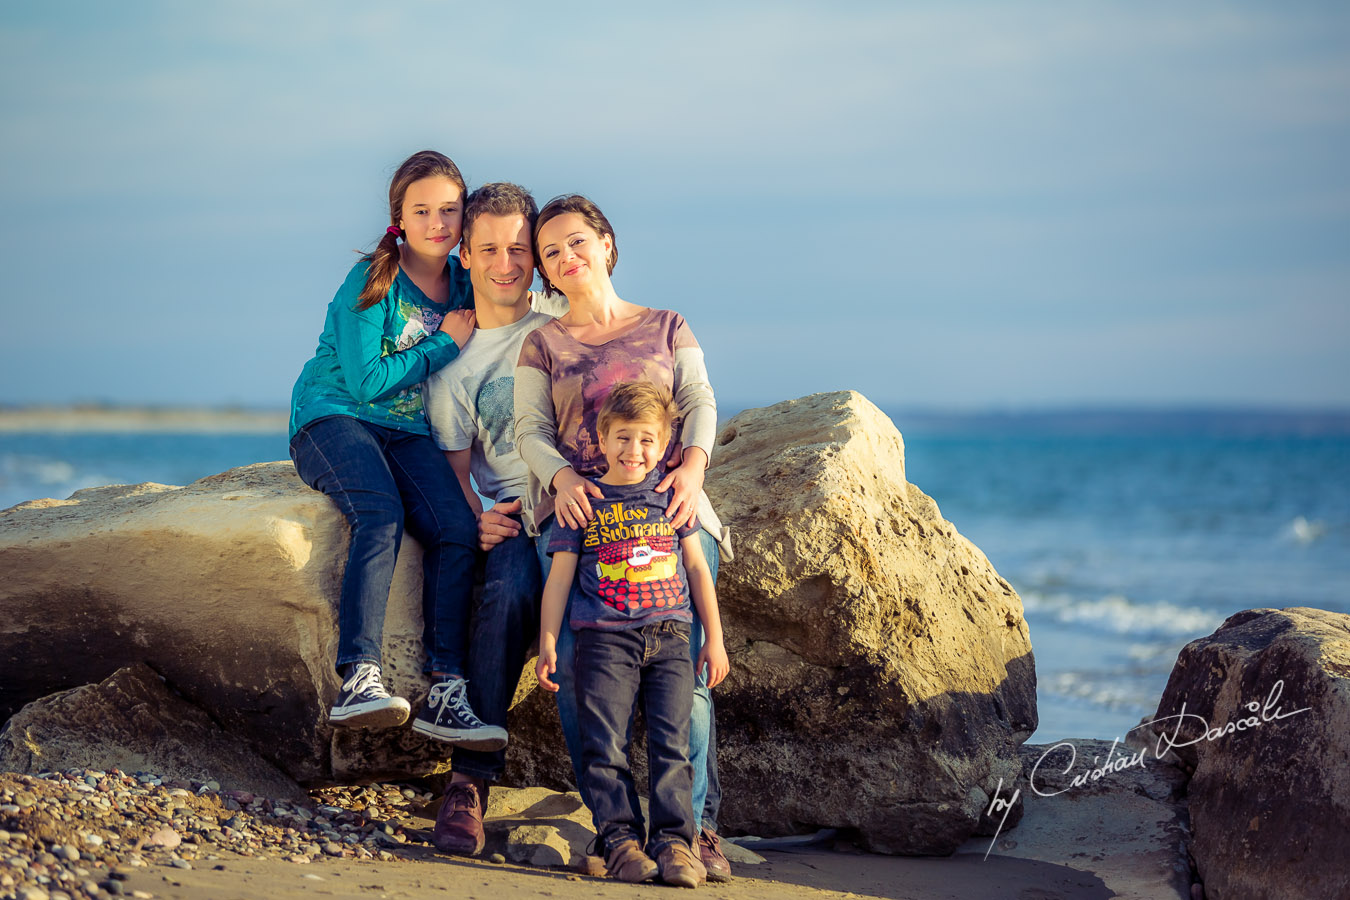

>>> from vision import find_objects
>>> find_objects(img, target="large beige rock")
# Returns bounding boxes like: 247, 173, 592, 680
1145, 607, 1350, 900
1, 390, 1035, 858
504, 391, 1036, 854
0, 464, 450, 785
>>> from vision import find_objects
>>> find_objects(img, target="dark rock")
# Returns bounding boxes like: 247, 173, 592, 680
0, 664, 304, 801
1146, 607, 1350, 900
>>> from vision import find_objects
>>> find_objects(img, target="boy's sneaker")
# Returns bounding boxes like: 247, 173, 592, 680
329, 662, 410, 728
411, 677, 508, 750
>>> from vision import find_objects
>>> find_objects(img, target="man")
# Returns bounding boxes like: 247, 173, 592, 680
423, 183, 732, 881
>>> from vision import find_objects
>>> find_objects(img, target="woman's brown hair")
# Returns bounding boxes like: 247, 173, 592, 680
355, 150, 466, 310
532, 194, 618, 296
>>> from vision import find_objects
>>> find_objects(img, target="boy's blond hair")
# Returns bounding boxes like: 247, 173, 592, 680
597, 382, 677, 442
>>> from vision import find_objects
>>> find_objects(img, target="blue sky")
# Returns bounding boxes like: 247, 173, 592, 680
1, 1, 1347, 410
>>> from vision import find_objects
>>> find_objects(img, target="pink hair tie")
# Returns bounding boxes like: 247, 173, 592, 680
386, 225, 403, 239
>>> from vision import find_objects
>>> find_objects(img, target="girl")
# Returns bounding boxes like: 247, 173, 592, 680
288, 150, 504, 752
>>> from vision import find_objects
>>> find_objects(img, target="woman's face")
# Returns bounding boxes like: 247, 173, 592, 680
536, 212, 613, 293
398, 176, 464, 258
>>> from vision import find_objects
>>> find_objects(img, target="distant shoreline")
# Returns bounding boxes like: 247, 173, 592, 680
2, 403, 1348, 436
0, 406, 288, 434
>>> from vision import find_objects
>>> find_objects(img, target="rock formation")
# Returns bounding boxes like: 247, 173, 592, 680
0, 390, 1036, 855
0, 466, 445, 785
1145, 607, 1350, 900
503, 391, 1037, 854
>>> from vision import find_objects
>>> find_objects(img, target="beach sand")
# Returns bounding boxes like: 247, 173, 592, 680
101, 826, 1116, 900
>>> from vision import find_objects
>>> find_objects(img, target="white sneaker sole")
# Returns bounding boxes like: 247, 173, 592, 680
411, 719, 508, 751
329, 698, 411, 729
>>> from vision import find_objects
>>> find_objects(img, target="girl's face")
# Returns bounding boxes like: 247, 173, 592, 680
398, 176, 464, 258
536, 212, 613, 294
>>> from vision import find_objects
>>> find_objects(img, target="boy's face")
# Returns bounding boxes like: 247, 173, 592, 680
598, 417, 667, 485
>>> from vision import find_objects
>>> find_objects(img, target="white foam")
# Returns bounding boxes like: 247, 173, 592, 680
1022, 590, 1224, 638
1287, 516, 1326, 544
1041, 671, 1157, 712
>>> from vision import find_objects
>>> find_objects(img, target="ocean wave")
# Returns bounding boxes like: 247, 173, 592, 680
1, 454, 78, 485
0, 453, 109, 508
1286, 516, 1327, 544
1040, 671, 1158, 714
1021, 590, 1225, 638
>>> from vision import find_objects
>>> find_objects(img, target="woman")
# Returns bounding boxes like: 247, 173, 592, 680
513, 194, 734, 880
288, 150, 503, 752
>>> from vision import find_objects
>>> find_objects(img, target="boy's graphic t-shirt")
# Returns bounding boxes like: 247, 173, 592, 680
548, 472, 699, 632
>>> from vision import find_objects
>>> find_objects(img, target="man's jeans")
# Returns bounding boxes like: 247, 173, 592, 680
576, 620, 695, 856
289, 415, 478, 674
452, 515, 542, 782
540, 518, 722, 832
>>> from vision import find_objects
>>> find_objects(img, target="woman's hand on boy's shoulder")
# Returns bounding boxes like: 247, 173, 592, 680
657, 449, 707, 530
552, 467, 603, 529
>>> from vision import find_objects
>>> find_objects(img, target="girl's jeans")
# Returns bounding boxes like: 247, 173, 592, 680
290, 415, 478, 675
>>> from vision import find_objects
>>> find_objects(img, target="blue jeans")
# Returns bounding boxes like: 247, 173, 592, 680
576, 620, 694, 856
539, 517, 722, 832
289, 416, 478, 674
452, 513, 542, 782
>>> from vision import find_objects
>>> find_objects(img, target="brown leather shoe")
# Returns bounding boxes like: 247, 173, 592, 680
656, 840, 707, 888
432, 782, 484, 856
698, 828, 733, 882
604, 838, 658, 883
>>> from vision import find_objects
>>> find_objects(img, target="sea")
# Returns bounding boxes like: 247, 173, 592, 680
2, 409, 1347, 743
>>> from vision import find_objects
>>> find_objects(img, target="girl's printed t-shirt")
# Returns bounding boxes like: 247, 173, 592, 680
548, 471, 699, 632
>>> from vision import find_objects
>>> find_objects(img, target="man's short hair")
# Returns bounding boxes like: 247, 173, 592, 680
462, 182, 538, 246
597, 382, 677, 441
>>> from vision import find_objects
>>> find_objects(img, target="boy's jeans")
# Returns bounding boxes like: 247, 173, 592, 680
452, 513, 542, 781
539, 520, 722, 832
289, 415, 478, 674
576, 620, 695, 856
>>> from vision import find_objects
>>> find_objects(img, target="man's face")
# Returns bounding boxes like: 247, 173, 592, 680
459, 213, 533, 308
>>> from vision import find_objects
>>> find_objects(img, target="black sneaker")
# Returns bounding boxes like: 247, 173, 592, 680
328, 662, 411, 728
411, 677, 507, 750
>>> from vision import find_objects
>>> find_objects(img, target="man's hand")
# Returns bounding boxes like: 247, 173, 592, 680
479, 498, 523, 551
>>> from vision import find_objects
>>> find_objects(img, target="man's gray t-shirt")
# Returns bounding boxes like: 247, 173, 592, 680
425, 300, 559, 504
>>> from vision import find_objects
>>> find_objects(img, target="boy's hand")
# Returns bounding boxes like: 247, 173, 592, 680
479, 499, 523, 551
697, 639, 730, 689
536, 647, 559, 692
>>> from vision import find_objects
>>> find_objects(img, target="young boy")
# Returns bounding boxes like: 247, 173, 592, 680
536, 382, 730, 888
